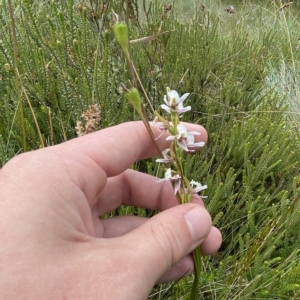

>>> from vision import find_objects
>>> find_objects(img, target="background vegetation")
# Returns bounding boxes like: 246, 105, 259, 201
0, 0, 300, 299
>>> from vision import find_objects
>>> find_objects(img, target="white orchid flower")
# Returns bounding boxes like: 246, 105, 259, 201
190, 180, 207, 195
158, 168, 181, 195
160, 90, 191, 114
166, 124, 205, 152
156, 149, 173, 164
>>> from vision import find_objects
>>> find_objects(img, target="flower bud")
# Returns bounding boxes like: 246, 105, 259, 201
125, 88, 142, 114
113, 21, 129, 54
168, 125, 175, 136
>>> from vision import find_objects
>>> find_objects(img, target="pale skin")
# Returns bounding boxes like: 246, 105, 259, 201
0, 121, 222, 299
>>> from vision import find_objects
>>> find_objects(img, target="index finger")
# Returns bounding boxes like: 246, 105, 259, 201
62, 121, 207, 178
1, 121, 207, 210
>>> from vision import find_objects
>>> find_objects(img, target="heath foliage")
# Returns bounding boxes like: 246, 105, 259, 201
0, 0, 300, 299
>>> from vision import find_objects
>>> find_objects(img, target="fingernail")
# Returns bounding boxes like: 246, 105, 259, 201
184, 207, 210, 242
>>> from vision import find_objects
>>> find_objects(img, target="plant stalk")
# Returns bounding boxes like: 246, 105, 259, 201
7, 0, 27, 151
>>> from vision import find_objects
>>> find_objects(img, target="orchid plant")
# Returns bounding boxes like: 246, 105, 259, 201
154, 89, 207, 205
113, 14, 207, 300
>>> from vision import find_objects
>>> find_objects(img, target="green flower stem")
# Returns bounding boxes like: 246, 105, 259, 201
115, 20, 162, 156
169, 112, 202, 297
170, 112, 189, 203
190, 246, 202, 300
124, 87, 162, 158
114, 15, 202, 299
124, 52, 137, 89
171, 112, 179, 130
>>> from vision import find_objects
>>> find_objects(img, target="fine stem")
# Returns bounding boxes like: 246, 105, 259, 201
190, 246, 202, 300
8, 0, 27, 151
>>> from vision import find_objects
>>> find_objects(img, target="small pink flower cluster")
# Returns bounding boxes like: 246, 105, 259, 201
152, 89, 207, 197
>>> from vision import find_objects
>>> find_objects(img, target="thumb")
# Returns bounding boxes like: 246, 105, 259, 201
123, 203, 212, 288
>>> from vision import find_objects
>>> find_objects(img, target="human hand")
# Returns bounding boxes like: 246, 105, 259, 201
0, 121, 221, 299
